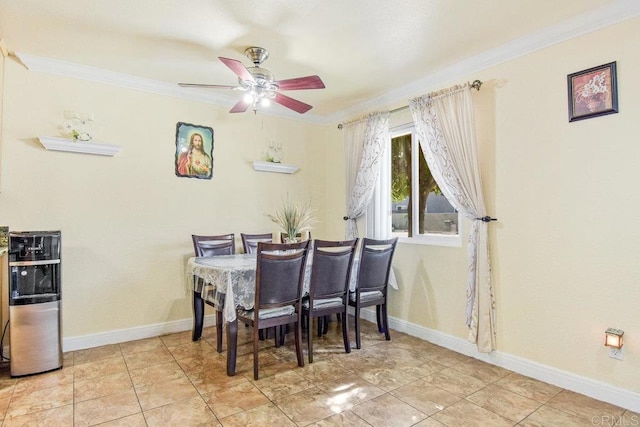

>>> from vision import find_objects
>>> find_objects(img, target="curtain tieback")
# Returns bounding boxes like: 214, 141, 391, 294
476, 216, 497, 222
343, 216, 351, 221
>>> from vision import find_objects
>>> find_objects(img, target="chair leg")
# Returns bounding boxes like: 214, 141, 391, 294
274, 326, 281, 348
382, 303, 391, 341
295, 320, 304, 368
354, 307, 361, 349
307, 315, 314, 363
341, 311, 351, 353
317, 316, 323, 337
192, 290, 204, 341
253, 327, 260, 380
376, 305, 383, 333
322, 315, 330, 335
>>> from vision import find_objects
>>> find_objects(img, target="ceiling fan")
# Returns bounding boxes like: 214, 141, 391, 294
178, 47, 325, 114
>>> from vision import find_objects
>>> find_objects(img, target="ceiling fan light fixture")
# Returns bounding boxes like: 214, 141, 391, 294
260, 98, 271, 107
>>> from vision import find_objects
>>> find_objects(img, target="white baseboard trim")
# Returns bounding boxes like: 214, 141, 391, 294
62, 314, 217, 352
359, 308, 640, 413
61, 310, 640, 413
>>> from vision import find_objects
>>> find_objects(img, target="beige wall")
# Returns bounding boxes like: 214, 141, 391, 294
0, 59, 327, 337
0, 17, 638, 398
374, 17, 640, 393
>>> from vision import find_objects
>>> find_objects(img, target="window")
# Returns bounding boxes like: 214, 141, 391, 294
368, 123, 461, 246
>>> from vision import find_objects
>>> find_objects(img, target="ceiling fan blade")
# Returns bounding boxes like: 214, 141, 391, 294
178, 83, 239, 90
229, 99, 250, 113
273, 93, 313, 114
219, 57, 255, 83
275, 75, 325, 90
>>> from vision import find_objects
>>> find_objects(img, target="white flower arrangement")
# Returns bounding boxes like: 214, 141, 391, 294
577, 71, 609, 101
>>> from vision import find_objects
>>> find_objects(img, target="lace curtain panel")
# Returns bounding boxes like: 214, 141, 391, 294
343, 111, 390, 240
409, 84, 496, 353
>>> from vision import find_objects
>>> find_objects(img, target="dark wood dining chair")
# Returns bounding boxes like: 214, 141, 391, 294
191, 233, 235, 256
302, 239, 358, 363
190, 233, 235, 348
349, 237, 398, 349
236, 240, 310, 380
241, 233, 273, 254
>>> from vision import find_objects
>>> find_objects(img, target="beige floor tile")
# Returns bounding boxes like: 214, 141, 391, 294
74, 388, 141, 426
128, 360, 187, 388
426, 347, 472, 368
14, 365, 74, 393
187, 365, 249, 395
134, 376, 201, 411
2, 403, 73, 426
74, 371, 133, 403
74, 355, 128, 382
98, 412, 148, 426
547, 389, 626, 421
73, 344, 122, 365
423, 367, 487, 398
351, 393, 428, 427
411, 418, 448, 426
274, 386, 343, 425
390, 379, 461, 416
123, 347, 175, 371
494, 372, 562, 403
308, 410, 372, 426
315, 374, 386, 410
204, 380, 270, 418
144, 396, 220, 426
119, 337, 166, 355
431, 400, 513, 427
167, 339, 216, 361
622, 411, 640, 426
451, 358, 511, 383
357, 366, 417, 392
219, 402, 296, 427
299, 360, 354, 383
252, 370, 314, 401
159, 330, 194, 348
519, 404, 592, 426
465, 383, 542, 422
6, 383, 73, 417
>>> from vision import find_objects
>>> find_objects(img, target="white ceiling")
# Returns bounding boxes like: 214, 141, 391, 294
1, 0, 638, 123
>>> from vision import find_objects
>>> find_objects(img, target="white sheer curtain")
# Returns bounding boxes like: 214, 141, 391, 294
409, 84, 496, 352
343, 111, 390, 239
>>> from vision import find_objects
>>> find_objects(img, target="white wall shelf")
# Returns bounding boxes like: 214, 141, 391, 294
252, 161, 298, 174
38, 136, 122, 156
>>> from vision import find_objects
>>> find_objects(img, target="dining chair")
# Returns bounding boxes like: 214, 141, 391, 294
190, 233, 235, 348
192, 233, 236, 256
280, 232, 311, 243
302, 239, 358, 363
349, 237, 398, 349
236, 240, 310, 380
241, 233, 273, 254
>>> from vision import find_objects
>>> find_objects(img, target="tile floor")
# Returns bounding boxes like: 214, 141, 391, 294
0, 317, 636, 426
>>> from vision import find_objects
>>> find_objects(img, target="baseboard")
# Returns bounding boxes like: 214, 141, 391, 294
359, 308, 640, 413
61, 310, 640, 413
61, 314, 217, 352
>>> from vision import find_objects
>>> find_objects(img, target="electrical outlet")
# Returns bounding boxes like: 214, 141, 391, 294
609, 347, 624, 360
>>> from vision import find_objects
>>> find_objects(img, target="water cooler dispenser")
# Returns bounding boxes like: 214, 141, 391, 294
8, 231, 62, 377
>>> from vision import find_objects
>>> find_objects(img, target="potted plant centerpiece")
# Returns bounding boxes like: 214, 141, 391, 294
266, 196, 316, 242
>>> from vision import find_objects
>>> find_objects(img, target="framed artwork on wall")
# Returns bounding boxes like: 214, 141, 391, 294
567, 61, 618, 122
175, 122, 214, 179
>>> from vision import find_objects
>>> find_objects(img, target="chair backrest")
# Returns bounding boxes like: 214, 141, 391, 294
191, 234, 235, 257
241, 233, 273, 254
255, 240, 310, 309
309, 239, 358, 300
356, 237, 398, 293
280, 232, 311, 243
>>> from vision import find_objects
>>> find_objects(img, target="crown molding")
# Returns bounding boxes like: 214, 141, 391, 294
325, 0, 640, 125
15, 0, 640, 128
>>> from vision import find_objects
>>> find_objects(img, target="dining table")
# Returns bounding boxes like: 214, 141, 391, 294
186, 246, 396, 376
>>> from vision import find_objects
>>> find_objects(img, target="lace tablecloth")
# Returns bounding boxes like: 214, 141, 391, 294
186, 250, 393, 323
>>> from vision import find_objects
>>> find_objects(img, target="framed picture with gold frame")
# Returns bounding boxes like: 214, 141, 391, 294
567, 61, 618, 122
175, 122, 214, 179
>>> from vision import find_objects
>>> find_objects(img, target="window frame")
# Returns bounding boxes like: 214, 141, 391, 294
367, 123, 462, 248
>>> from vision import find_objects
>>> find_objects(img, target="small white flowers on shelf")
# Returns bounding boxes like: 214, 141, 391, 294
62, 110, 95, 142
265, 141, 283, 163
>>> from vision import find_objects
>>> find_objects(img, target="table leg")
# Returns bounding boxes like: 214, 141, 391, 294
226, 318, 238, 376
216, 310, 223, 353
192, 290, 204, 341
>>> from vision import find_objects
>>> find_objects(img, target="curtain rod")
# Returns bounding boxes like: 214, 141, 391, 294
337, 79, 482, 130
